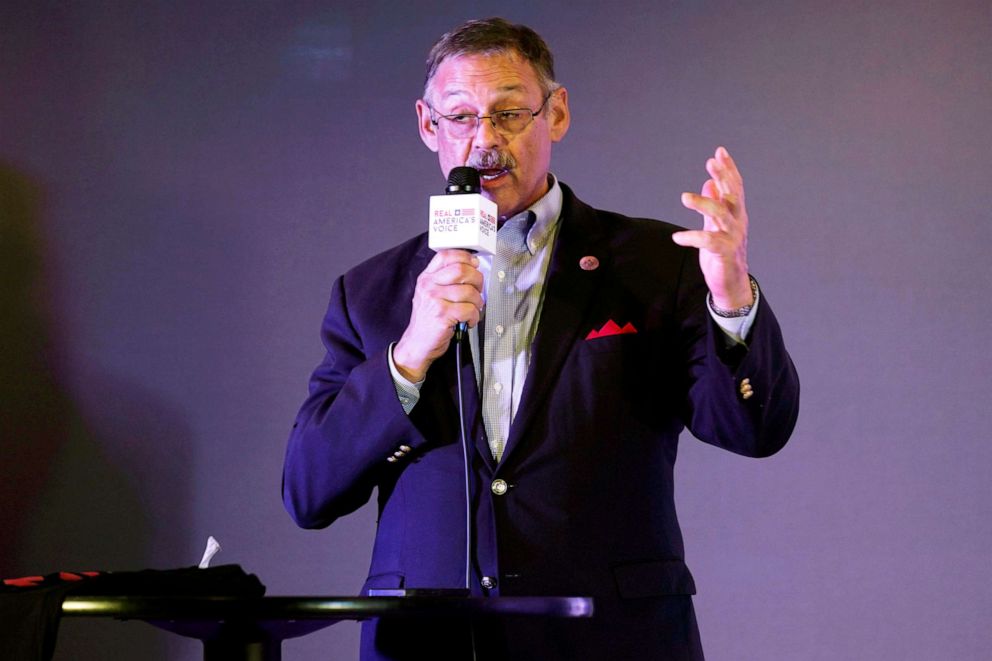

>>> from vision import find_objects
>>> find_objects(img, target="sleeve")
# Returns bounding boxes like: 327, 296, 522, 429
707, 276, 760, 345
388, 342, 424, 413
676, 251, 800, 458
281, 274, 429, 529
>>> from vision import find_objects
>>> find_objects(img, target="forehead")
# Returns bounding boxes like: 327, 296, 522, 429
429, 52, 541, 105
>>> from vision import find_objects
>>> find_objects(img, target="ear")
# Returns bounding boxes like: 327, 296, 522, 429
416, 99, 439, 152
547, 87, 571, 143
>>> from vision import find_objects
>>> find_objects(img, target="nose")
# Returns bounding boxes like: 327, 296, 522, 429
472, 115, 503, 149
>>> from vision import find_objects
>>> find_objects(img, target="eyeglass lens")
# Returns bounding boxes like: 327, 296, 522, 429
440, 111, 534, 137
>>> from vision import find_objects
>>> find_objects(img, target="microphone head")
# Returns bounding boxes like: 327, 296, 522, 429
445, 167, 481, 194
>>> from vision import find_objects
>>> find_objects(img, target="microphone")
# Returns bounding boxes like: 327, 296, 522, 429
429, 167, 498, 341
367, 169, 493, 602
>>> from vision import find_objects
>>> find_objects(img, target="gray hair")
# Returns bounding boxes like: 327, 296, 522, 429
424, 17, 559, 102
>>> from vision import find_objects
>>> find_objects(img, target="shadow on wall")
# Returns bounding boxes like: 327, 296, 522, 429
0, 163, 196, 660
0, 163, 74, 577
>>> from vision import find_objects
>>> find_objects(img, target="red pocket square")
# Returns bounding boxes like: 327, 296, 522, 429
586, 319, 638, 340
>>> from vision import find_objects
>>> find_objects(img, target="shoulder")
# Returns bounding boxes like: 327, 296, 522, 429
558, 182, 690, 265
323, 233, 430, 343
561, 182, 685, 237
349, 232, 430, 276
339, 232, 431, 293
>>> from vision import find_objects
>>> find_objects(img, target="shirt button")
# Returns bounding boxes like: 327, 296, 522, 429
491, 479, 508, 496
493, 382, 503, 393
480, 576, 497, 589
494, 324, 504, 335
497, 270, 506, 281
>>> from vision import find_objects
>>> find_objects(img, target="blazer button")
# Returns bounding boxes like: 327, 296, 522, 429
739, 377, 754, 400
480, 576, 497, 589
490, 479, 508, 496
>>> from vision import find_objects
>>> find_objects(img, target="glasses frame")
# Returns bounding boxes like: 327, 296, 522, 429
428, 92, 555, 138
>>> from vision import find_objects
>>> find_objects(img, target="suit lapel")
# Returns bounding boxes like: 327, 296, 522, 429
460, 337, 496, 472
499, 187, 607, 467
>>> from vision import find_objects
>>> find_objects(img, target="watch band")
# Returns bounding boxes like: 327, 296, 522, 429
709, 276, 759, 318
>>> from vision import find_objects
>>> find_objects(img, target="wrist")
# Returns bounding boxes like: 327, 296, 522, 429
392, 340, 429, 383
709, 276, 758, 318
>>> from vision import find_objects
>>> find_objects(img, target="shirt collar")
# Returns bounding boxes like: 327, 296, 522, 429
500, 174, 563, 256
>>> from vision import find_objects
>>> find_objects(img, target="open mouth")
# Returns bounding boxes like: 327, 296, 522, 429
479, 168, 509, 182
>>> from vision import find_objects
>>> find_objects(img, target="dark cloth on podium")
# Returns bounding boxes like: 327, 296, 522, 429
0, 564, 265, 661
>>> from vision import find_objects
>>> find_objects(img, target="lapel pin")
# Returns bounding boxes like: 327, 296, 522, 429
579, 255, 599, 271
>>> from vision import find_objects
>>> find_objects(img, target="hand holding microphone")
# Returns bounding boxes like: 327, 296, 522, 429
392, 168, 496, 383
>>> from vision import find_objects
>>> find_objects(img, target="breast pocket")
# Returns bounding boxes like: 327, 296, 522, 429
565, 331, 655, 410
580, 333, 638, 354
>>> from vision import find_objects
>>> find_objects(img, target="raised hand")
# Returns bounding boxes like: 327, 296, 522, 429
672, 146, 753, 310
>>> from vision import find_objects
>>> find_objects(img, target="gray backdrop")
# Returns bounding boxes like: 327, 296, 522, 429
2, 1, 989, 659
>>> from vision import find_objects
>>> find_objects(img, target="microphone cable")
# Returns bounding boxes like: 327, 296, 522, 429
453, 329, 473, 592
454, 332, 480, 661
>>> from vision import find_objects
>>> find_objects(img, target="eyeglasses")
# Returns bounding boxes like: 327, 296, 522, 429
429, 93, 553, 139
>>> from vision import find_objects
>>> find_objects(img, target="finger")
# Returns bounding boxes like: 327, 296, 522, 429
716, 146, 743, 184
449, 302, 482, 328
705, 157, 732, 198
671, 229, 727, 252
411, 290, 483, 336
715, 149, 747, 223
681, 190, 732, 231
430, 262, 484, 290
424, 299, 481, 331
425, 249, 479, 274
417, 274, 485, 309
707, 155, 743, 201
701, 178, 721, 203
715, 146, 744, 195
700, 180, 732, 232
434, 283, 485, 310
702, 179, 743, 232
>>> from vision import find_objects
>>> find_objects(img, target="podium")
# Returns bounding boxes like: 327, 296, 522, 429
62, 595, 594, 660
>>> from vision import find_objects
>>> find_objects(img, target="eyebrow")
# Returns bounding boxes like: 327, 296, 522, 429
441, 83, 528, 100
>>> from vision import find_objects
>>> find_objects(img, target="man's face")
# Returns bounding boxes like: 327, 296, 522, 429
416, 51, 570, 220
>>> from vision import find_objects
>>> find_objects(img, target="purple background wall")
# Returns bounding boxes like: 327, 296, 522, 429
2, 1, 989, 659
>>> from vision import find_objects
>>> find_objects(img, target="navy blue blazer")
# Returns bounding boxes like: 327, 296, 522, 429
283, 183, 800, 660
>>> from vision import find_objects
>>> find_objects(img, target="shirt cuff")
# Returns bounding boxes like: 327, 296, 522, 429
388, 342, 424, 414
708, 281, 760, 345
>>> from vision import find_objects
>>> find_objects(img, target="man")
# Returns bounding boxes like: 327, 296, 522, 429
283, 17, 799, 661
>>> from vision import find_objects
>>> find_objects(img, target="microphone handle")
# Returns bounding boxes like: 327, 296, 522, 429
454, 245, 476, 342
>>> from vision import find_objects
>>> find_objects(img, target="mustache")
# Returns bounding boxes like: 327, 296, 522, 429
466, 150, 516, 171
